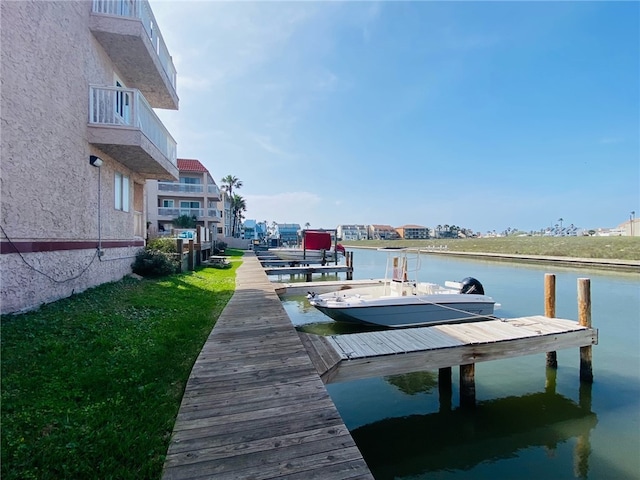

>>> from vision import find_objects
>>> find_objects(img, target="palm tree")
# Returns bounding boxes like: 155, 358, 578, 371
230, 194, 246, 237
304, 222, 311, 230
221, 175, 243, 199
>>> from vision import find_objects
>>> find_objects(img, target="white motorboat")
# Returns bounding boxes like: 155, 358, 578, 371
307, 249, 497, 328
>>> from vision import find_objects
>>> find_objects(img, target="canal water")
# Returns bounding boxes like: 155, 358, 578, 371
274, 248, 640, 480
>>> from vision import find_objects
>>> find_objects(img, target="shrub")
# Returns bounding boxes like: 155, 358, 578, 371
147, 237, 179, 254
132, 249, 177, 277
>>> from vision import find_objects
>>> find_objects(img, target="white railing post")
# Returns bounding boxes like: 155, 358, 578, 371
89, 86, 176, 166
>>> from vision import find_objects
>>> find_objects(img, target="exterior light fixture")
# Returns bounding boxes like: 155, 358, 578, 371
89, 155, 103, 167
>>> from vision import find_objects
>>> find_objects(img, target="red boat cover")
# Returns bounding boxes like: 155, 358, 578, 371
302, 231, 332, 250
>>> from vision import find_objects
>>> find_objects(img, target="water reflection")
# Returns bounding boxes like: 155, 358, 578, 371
279, 250, 640, 480
352, 383, 597, 480
385, 371, 438, 396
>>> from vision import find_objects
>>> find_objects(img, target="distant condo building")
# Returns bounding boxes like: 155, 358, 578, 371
146, 159, 222, 237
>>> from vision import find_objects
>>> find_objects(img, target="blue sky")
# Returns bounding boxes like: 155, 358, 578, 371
152, 1, 639, 234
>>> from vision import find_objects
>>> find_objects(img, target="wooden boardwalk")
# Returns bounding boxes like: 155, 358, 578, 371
162, 253, 374, 480
300, 316, 598, 384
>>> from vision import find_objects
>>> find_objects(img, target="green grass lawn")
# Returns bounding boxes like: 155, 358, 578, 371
1, 251, 243, 480
342, 236, 640, 261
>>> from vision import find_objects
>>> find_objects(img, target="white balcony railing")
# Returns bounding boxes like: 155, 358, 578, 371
92, 0, 177, 89
159, 182, 204, 194
157, 182, 221, 196
89, 85, 177, 166
158, 208, 220, 219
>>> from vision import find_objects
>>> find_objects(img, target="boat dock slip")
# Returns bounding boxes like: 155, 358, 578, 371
162, 252, 374, 480
299, 316, 598, 384
263, 265, 353, 280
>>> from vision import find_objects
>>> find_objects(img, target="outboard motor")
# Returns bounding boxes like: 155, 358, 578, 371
460, 277, 485, 295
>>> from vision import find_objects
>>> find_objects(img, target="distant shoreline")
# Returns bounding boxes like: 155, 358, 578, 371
343, 245, 640, 273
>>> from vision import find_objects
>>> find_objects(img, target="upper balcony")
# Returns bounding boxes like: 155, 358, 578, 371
157, 207, 221, 223
88, 85, 178, 180
157, 182, 221, 200
90, 0, 178, 110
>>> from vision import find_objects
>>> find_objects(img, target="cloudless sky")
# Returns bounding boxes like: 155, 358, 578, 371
152, 0, 639, 234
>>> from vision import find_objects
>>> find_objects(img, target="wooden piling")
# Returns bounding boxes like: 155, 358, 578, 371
438, 367, 452, 412
545, 273, 558, 368
176, 239, 184, 273
578, 278, 593, 383
460, 364, 476, 407
188, 239, 194, 271
346, 252, 354, 280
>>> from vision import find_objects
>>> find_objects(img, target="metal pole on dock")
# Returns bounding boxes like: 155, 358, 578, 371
578, 278, 594, 383
545, 273, 558, 369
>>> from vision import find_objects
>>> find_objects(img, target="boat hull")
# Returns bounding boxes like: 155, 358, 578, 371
308, 285, 496, 328
312, 297, 495, 328
269, 248, 341, 263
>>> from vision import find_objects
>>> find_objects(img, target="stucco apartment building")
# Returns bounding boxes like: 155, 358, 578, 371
395, 224, 431, 240
146, 159, 221, 237
1, 0, 178, 314
368, 224, 400, 240
336, 224, 368, 241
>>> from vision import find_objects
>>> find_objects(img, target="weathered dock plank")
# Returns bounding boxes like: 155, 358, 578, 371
304, 316, 597, 384
162, 253, 373, 480
264, 265, 352, 276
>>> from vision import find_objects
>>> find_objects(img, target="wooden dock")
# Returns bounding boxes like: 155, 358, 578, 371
163, 254, 598, 478
299, 316, 598, 384
263, 265, 353, 276
162, 252, 374, 480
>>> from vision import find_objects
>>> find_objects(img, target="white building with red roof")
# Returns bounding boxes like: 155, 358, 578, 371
146, 159, 222, 237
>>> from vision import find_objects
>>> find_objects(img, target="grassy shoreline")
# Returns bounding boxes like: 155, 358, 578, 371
1, 251, 243, 480
341, 236, 640, 261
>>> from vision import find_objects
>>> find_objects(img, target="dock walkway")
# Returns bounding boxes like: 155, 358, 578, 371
162, 252, 374, 480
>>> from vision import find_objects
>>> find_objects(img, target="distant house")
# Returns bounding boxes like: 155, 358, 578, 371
146, 159, 221, 237
275, 224, 301, 245
396, 225, 430, 240
1, 0, 178, 314
337, 225, 368, 241
242, 219, 258, 241
368, 224, 400, 240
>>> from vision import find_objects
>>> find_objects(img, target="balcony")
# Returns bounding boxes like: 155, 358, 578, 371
90, 0, 178, 109
88, 85, 178, 180
157, 207, 221, 222
157, 182, 221, 199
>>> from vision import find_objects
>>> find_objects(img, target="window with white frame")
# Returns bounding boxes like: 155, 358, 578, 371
162, 199, 174, 208
115, 172, 130, 212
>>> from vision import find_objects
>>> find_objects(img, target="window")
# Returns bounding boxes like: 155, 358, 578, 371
180, 201, 199, 217
180, 177, 201, 184
115, 172, 130, 212
162, 199, 174, 208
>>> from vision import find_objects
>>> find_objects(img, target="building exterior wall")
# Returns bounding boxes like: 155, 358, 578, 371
337, 225, 368, 240
1, 0, 177, 314
368, 224, 399, 240
146, 163, 221, 238
396, 225, 429, 240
